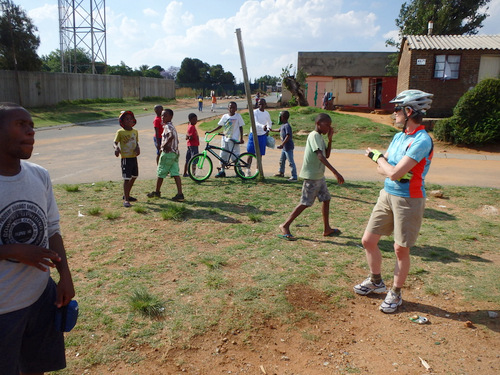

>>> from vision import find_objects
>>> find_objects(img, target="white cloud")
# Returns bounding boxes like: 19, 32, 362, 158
107, 0, 394, 79
27, 4, 58, 22
161, 1, 194, 35
143, 8, 159, 18
29, 0, 498, 80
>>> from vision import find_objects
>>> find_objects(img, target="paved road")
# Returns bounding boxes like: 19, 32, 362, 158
31, 100, 500, 188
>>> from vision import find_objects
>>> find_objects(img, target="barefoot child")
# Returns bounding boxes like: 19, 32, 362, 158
279, 113, 344, 240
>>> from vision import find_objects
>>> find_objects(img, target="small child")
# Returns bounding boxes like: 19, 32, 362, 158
147, 109, 184, 201
153, 104, 163, 165
279, 113, 344, 240
183, 113, 199, 177
114, 110, 140, 207
270, 110, 297, 181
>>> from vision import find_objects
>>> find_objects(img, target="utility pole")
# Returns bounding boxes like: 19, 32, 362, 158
235, 28, 264, 181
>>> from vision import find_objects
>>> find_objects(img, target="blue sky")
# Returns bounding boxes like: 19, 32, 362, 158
19, 0, 500, 81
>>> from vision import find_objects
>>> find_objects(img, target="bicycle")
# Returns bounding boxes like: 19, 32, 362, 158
187, 133, 259, 182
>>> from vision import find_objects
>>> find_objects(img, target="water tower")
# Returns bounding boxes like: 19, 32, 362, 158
58, 0, 106, 73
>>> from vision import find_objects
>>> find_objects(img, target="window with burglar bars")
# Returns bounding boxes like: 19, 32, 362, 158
434, 55, 461, 80
346, 78, 362, 93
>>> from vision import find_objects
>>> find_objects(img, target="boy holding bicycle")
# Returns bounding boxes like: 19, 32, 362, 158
206, 101, 244, 178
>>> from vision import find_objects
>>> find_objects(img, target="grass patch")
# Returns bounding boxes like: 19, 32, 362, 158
29, 97, 177, 127
160, 204, 188, 221
62, 184, 80, 192
128, 288, 166, 319
87, 207, 102, 216
199, 106, 398, 149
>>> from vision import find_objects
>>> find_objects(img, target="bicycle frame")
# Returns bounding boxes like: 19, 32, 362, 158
196, 133, 240, 169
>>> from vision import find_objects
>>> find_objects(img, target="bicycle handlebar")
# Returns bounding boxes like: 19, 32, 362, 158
204, 132, 243, 144
203, 132, 218, 142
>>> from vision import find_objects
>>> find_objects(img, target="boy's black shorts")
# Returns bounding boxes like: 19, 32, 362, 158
121, 157, 138, 180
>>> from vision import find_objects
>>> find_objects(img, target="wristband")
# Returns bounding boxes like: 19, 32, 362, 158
398, 171, 413, 182
367, 149, 384, 163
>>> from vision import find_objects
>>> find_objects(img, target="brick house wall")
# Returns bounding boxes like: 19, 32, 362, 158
398, 41, 500, 117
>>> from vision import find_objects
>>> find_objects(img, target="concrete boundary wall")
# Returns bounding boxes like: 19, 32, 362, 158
0, 70, 175, 107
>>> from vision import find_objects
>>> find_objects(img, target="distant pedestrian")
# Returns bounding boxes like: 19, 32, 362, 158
114, 110, 140, 207
183, 113, 199, 177
211, 91, 217, 112
278, 113, 344, 241
197, 93, 203, 112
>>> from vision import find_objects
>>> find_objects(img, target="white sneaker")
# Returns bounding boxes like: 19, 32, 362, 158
353, 277, 387, 295
379, 291, 402, 313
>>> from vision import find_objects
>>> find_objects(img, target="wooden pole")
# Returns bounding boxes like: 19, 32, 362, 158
235, 28, 264, 181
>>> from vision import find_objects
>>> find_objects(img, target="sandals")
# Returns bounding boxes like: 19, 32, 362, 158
278, 234, 297, 241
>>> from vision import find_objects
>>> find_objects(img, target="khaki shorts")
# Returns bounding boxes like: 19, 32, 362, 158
365, 189, 425, 248
300, 178, 331, 206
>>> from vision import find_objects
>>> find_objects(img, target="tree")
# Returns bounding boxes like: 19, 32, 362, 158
176, 58, 210, 84
255, 75, 279, 87
107, 61, 136, 76
434, 78, 500, 145
162, 66, 179, 80
41, 48, 92, 73
208, 64, 235, 85
0, 0, 41, 71
280, 64, 308, 106
386, 0, 491, 74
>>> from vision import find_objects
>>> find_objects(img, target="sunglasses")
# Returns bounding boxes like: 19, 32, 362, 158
394, 106, 403, 112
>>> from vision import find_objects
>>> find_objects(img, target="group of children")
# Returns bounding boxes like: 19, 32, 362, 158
113, 100, 342, 246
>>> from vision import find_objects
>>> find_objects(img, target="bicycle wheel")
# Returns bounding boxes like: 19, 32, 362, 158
235, 152, 259, 180
188, 153, 213, 182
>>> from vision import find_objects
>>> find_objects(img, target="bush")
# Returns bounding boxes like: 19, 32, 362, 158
434, 78, 500, 145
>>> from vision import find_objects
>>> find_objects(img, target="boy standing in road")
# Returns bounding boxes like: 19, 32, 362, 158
0, 102, 75, 375
114, 110, 140, 207
279, 113, 344, 240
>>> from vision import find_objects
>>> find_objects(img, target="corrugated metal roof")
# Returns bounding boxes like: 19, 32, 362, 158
405, 34, 500, 50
